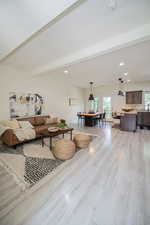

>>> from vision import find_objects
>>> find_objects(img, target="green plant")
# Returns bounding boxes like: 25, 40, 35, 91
57, 119, 68, 128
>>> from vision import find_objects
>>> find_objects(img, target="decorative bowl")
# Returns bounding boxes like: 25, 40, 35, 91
122, 108, 134, 112
48, 127, 59, 132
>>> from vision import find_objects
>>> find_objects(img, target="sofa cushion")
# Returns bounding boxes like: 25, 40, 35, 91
17, 115, 50, 126
34, 116, 46, 126
45, 117, 58, 124
0, 120, 20, 129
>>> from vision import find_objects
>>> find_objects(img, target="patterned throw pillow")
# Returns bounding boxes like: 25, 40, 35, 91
19, 121, 33, 129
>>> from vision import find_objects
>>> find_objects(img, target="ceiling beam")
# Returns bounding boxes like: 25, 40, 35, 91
0, 0, 82, 61
33, 23, 150, 76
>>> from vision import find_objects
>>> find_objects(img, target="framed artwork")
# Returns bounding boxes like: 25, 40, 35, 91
9, 92, 44, 119
68, 97, 80, 106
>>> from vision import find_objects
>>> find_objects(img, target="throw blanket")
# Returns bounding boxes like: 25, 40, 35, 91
0, 126, 36, 141
13, 128, 36, 141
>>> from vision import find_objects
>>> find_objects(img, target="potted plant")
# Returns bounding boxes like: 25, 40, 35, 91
57, 119, 68, 129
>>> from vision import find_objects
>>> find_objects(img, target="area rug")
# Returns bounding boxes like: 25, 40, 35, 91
0, 132, 96, 189
0, 139, 63, 188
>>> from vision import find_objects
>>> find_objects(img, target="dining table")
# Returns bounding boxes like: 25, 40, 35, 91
80, 112, 102, 127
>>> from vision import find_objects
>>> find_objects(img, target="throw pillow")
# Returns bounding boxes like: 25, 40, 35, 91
45, 117, 58, 124
19, 121, 33, 129
0, 120, 20, 129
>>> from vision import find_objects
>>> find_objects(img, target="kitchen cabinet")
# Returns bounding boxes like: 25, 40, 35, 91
126, 91, 142, 104
137, 112, 150, 128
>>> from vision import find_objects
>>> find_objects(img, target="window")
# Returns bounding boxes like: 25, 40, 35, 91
94, 97, 99, 112
103, 97, 111, 119
89, 97, 99, 112
144, 93, 150, 110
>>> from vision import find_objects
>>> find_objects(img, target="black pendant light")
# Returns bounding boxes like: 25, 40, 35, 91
118, 78, 125, 96
118, 90, 124, 96
88, 82, 95, 101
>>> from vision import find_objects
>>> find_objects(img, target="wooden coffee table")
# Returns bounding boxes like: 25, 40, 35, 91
40, 128, 73, 150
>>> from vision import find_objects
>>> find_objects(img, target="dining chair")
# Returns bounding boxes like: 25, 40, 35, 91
77, 112, 84, 126
102, 112, 106, 124
93, 114, 102, 126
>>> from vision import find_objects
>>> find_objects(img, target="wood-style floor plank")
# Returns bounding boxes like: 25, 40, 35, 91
0, 125, 150, 225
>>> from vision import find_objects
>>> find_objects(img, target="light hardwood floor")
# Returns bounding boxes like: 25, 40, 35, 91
1, 124, 150, 225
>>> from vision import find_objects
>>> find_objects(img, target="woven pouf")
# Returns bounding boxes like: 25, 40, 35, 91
53, 139, 75, 160
74, 134, 92, 148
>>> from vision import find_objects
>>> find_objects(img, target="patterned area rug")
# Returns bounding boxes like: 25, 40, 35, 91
24, 157, 63, 185
0, 132, 96, 188
0, 139, 63, 188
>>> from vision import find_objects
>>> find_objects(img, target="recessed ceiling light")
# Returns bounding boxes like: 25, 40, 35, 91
124, 72, 128, 76
119, 62, 125, 66
107, 0, 117, 10
127, 79, 131, 82
64, 70, 69, 74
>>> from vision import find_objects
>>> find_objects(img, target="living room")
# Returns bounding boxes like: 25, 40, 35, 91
0, 0, 150, 224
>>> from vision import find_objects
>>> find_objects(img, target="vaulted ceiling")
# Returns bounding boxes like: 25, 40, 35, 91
1, 0, 150, 87
0, 0, 81, 60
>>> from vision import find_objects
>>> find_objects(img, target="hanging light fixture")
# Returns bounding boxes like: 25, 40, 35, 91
118, 78, 125, 96
88, 82, 95, 101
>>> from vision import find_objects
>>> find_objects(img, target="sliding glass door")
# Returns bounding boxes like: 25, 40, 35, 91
103, 97, 112, 119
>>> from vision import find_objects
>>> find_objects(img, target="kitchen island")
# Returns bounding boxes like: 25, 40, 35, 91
113, 110, 150, 131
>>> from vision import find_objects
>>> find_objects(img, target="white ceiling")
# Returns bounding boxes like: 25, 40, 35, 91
50, 40, 150, 87
1, 0, 150, 87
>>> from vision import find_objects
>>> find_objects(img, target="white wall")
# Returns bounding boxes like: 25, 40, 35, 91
0, 65, 84, 123
84, 81, 150, 113
1, 64, 149, 123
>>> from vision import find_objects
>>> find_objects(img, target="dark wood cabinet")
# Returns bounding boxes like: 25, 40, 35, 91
126, 91, 142, 104
137, 112, 150, 128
